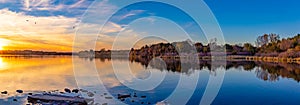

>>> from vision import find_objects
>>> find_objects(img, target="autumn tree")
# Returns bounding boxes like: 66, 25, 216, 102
243, 43, 256, 55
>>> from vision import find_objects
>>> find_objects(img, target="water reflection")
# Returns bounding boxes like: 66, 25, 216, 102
136, 58, 300, 82
0, 56, 300, 104
255, 62, 300, 82
0, 57, 7, 70
0, 56, 77, 95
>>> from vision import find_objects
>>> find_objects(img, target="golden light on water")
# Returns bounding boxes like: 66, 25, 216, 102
0, 58, 7, 70
0, 57, 77, 94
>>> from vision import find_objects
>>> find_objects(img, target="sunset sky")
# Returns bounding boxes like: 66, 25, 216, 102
0, 0, 299, 51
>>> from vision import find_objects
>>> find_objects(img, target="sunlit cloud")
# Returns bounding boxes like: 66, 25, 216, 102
0, 8, 77, 51
0, 8, 77, 35
0, 0, 167, 51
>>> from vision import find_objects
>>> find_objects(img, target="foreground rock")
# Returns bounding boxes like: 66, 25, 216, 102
64, 88, 71, 93
1, 91, 8, 94
16, 90, 23, 93
28, 94, 90, 105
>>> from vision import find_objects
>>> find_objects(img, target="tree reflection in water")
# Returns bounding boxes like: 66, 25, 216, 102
87, 56, 300, 82
128, 57, 300, 82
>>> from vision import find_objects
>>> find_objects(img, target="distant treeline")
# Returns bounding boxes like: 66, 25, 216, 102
78, 33, 300, 59
0, 50, 73, 55
129, 39, 254, 59
129, 33, 300, 58
78, 49, 129, 58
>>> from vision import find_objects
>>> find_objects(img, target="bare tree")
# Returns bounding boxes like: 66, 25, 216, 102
269, 33, 280, 43
256, 33, 280, 47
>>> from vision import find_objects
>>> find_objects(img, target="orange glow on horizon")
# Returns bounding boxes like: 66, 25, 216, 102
0, 37, 76, 52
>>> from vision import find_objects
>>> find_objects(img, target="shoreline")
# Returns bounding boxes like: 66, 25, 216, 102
135, 55, 300, 64
224, 55, 300, 64
2, 54, 300, 64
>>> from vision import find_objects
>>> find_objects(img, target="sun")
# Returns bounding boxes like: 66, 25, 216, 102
0, 42, 6, 50
0, 44, 4, 50
0, 39, 9, 50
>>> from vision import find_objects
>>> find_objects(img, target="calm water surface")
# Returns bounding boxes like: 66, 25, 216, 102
0, 56, 299, 105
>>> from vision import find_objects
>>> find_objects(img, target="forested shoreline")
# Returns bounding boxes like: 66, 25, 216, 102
130, 34, 300, 56
79, 34, 300, 63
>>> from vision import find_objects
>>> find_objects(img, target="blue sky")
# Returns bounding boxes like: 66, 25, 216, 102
206, 0, 300, 44
0, 0, 299, 51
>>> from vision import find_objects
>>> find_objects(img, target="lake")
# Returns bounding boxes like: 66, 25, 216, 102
0, 56, 300, 105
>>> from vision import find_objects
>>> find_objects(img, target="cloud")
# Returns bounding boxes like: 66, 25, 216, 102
0, 8, 77, 36
23, 0, 59, 11
22, 0, 56, 11
143, 17, 156, 24
0, 1, 151, 51
103, 22, 125, 33
69, 0, 85, 8
115, 10, 146, 21
88, 0, 117, 15
75, 22, 145, 50
79, 0, 118, 24
21, 0, 90, 11
0, 0, 14, 3
0, 8, 77, 51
